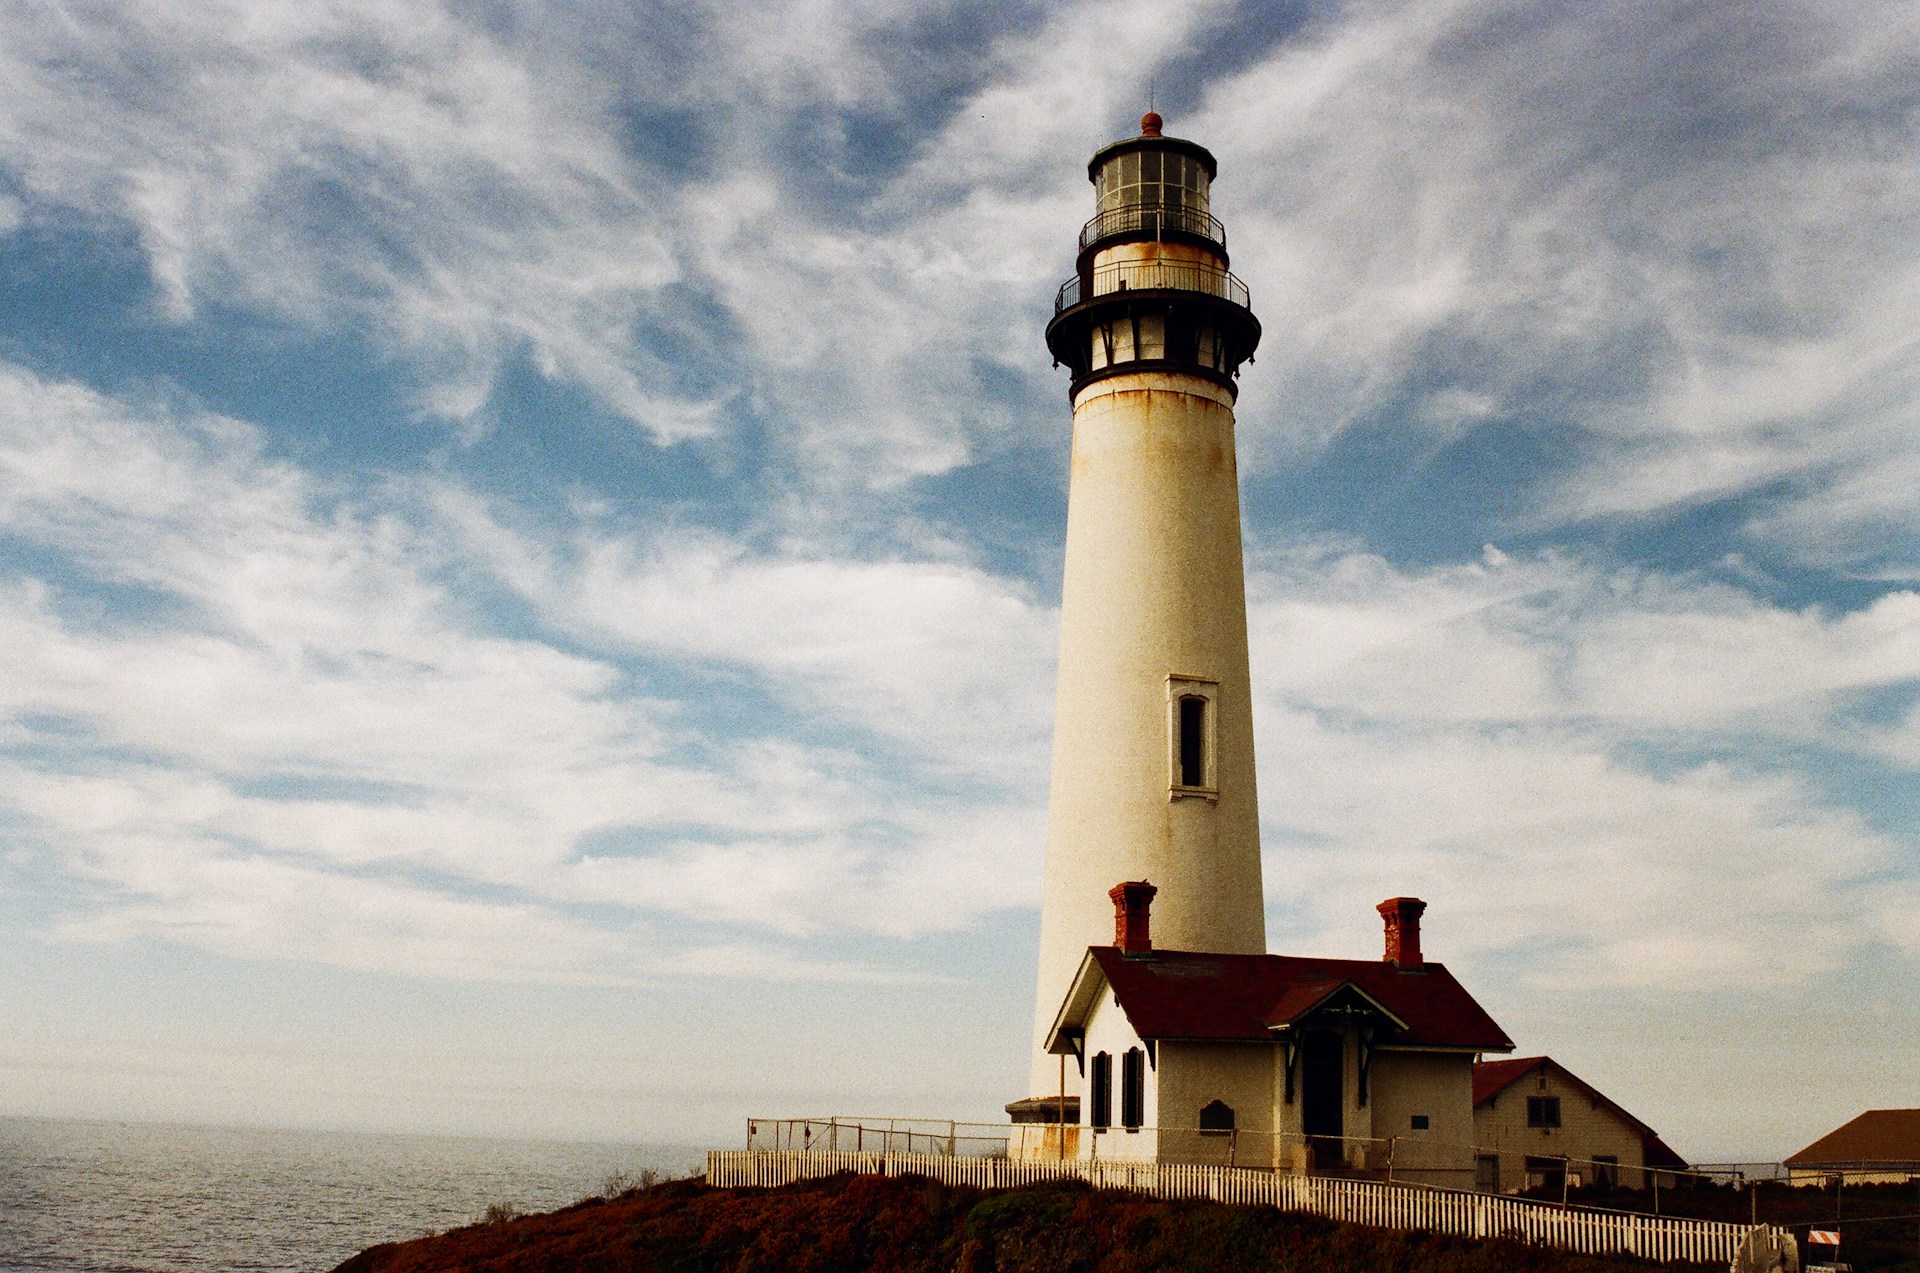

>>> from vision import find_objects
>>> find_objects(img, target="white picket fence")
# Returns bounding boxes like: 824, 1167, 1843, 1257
706, 1149, 1789, 1269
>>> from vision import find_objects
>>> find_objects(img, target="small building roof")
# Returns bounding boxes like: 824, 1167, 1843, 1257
1472, 1054, 1689, 1170
1473, 1055, 1550, 1106
1052, 946, 1514, 1053
1786, 1109, 1920, 1167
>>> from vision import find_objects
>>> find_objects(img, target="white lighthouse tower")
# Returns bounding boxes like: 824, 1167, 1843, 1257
1021, 114, 1267, 1104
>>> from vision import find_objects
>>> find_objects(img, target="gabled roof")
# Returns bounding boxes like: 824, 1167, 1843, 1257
1472, 1055, 1689, 1169
1473, 1055, 1547, 1106
1787, 1109, 1920, 1167
1056, 946, 1513, 1052
1264, 978, 1408, 1032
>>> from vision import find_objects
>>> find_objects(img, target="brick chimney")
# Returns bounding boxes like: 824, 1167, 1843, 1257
1378, 896, 1427, 968
1109, 881, 1158, 955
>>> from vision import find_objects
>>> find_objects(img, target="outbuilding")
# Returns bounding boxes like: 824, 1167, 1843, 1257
1471, 1055, 1687, 1193
1786, 1109, 1920, 1185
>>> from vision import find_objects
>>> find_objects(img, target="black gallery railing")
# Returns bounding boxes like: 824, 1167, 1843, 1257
1055, 259, 1251, 313
1080, 204, 1226, 251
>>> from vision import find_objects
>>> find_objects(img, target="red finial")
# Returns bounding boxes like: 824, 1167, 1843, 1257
1140, 111, 1163, 137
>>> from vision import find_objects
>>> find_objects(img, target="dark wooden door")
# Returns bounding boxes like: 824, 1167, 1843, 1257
1300, 1030, 1344, 1169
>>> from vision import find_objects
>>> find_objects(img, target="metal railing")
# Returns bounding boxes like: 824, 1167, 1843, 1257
748, 1117, 1009, 1158
1054, 260, 1250, 313
1079, 203, 1226, 252
746, 1117, 1701, 1188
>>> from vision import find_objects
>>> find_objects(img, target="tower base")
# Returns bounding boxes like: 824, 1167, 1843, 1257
1006, 1096, 1081, 1162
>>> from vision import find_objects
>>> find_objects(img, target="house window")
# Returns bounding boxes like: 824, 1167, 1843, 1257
1121, 1048, 1145, 1131
1410, 1114, 1430, 1131
1525, 1156, 1566, 1193
1593, 1155, 1618, 1189
1526, 1096, 1561, 1128
1089, 1052, 1112, 1131
1167, 676, 1219, 796
1199, 1100, 1234, 1136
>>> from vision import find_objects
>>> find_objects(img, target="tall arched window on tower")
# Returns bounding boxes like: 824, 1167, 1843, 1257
1167, 675, 1219, 797
1178, 696, 1206, 787
1089, 1052, 1112, 1131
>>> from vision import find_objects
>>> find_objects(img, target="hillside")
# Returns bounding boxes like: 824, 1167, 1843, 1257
330, 1171, 1728, 1273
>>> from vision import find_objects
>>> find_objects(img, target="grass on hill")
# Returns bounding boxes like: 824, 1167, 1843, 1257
331, 1171, 1732, 1273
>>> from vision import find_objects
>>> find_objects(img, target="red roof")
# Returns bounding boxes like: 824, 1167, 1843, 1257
1472, 1055, 1547, 1106
1086, 946, 1514, 1051
1787, 1109, 1920, 1166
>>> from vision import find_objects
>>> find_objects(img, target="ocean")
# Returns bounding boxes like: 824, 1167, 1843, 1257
0, 1115, 706, 1273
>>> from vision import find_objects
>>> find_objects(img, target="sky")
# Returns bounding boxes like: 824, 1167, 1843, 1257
1, 0, 1917, 1163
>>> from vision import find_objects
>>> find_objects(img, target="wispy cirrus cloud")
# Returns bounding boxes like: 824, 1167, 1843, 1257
0, 0, 1301, 486
0, 0, 704, 434
0, 0, 1070, 475
6, 361, 1913, 997
11, 0, 1920, 554
1252, 544, 1920, 733
1246, 542, 1920, 988
432, 486, 1058, 782
0, 366, 1048, 978
1198, 0, 1920, 567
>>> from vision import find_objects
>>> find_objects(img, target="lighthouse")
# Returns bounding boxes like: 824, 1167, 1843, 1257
1021, 114, 1267, 1103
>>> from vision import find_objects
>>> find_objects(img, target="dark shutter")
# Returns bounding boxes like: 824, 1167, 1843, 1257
1090, 1052, 1112, 1130
1121, 1048, 1145, 1129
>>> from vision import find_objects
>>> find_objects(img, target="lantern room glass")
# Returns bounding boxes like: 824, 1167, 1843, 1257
1094, 148, 1211, 219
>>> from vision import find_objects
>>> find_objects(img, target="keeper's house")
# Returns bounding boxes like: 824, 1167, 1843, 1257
1471, 1055, 1688, 1193
1786, 1109, 1920, 1185
1033, 886, 1512, 1185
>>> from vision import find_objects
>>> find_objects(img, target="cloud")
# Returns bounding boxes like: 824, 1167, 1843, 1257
0, 365, 1049, 978
433, 486, 1058, 782
1247, 542, 1920, 988
1259, 710, 1895, 989
3, 0, 1917, 1025
1190, 0, 1920, 563
9, 0, 1920, 553
0, 0, 1072, 475
1252, 543, 1920, 733
5, 358, 1913, 996
0, 0, 708, 438
0, 0, 1323, 488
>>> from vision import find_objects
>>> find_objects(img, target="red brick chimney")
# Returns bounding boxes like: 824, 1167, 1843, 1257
1110, 881, 1158, 955
1378, 896, 1427, 968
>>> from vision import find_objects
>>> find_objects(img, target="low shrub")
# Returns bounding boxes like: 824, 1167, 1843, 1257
340, 1173, 1729, 1273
